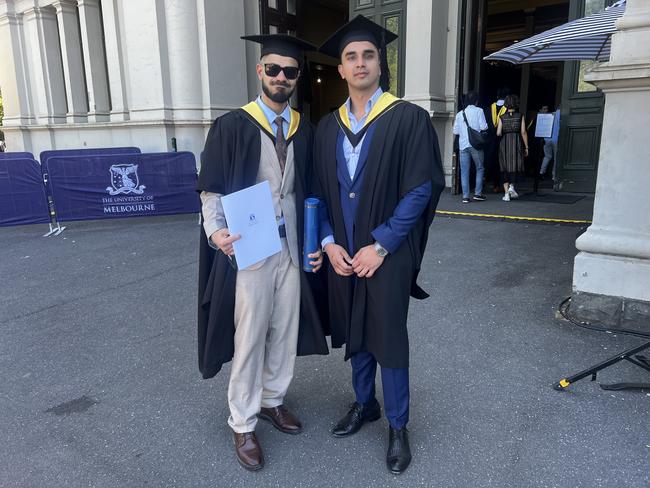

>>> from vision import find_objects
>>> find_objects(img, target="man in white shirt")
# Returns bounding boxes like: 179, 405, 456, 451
453, 91, 488, 203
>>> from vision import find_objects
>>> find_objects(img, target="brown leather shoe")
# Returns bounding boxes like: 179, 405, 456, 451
232, 431, 264, 471
258, 405, 303, 434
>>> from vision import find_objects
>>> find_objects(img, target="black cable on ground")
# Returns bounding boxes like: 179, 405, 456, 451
558, 296, 650, 340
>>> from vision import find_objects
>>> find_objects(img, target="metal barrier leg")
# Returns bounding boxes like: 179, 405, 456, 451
554, 340, 650, 391
42, 176, 66, 236
43, 223, 56, 237
43, 221, 66, 237
53, 223, 66, 236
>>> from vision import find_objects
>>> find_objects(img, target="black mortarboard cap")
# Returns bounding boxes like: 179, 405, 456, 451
319, 15, 398, 92
241, 34, 317, 63
318, 15, 398, 59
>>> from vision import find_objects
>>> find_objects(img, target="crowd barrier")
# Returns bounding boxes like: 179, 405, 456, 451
0, 147, 200, 233
40, 147, 140, 168
0, 158, 50, 227
46, 151, 200, 222
0, 152, 35, 159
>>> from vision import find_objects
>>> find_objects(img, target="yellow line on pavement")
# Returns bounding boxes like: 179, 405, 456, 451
436, 210, 592, 225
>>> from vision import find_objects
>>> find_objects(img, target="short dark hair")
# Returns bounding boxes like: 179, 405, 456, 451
464, 91, 479, 107
497, 86, 511, 100
504, 94, 519, 110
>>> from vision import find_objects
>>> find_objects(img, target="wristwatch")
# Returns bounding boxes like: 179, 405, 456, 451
374, 241, 388, 257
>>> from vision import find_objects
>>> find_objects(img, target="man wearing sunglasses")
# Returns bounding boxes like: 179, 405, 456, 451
196, 34, 328, 471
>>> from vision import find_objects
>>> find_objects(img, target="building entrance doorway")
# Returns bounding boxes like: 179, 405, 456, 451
457, 0, 570, 195
458, 0, 611, 194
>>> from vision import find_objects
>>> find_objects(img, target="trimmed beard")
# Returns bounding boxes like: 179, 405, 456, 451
262, 79, 296, 104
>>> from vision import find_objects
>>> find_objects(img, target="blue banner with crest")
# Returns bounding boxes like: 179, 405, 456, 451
46, 152, 200, 222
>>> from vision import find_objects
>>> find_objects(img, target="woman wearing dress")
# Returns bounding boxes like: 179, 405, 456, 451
497, 94, 529, 201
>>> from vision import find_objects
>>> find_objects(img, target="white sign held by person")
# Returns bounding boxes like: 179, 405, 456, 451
535, 113, 555, 138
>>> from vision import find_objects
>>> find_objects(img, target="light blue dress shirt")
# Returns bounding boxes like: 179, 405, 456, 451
256, 96, 290, 139
343, 87, 384, 178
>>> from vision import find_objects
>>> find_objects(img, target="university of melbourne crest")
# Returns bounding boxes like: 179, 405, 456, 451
106, 164, 146, 195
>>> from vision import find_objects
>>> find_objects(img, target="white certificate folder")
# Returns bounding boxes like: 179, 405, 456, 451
220, 180, 282, 270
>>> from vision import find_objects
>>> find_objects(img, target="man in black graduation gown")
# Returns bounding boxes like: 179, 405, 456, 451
313, 16, 445, 474
196, 34, 328, 471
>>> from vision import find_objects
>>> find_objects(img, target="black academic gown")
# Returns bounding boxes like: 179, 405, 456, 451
196, 105, 329, 380
313, 97, 445, 369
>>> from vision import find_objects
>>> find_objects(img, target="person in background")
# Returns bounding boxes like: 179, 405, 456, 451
526, 104, 548, 173
497, 94, 528, 202
453, 90, 488, 203
540, 105, 560, 180
484, 87, 510, 193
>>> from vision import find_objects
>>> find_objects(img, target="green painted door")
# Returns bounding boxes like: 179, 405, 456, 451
259, 0, 298, 34
349, 0, 406, 98
556, 0, 614, 192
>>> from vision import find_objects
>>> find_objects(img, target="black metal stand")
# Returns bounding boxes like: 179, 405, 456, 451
554, 340, 650, 391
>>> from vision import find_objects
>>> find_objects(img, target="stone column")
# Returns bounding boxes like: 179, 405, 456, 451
77, 0, 110, 121
403, 0, 456, 185
52, 0, 88, 122
571, 0, 650, 331
242, 0, 262, 103
0, 5, 34, 126
404, 0, 443, 113
164, 0, 203, 121
198, 0, 249, 120
101, 0, 129, 121
119, 0, 170, 121
22, 6, 67, 124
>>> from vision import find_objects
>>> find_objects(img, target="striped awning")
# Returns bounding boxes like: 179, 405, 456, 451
484, 0, 626, 64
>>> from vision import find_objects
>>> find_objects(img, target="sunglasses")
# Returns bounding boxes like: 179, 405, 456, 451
264, 63, 300, 80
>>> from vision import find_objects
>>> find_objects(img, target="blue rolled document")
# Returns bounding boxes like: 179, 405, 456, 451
303, 197, 321, 272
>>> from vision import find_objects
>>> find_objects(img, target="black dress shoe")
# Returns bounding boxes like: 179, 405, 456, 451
386, 427, 412, 474
331, 401, 381, 437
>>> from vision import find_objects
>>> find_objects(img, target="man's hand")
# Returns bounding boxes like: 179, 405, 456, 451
351, 244, 385, 278
308, 249, 323, 273
324, 243, 354, 276
210, 228, 241, 256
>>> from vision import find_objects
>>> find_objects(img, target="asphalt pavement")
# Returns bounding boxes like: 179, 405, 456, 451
0, 210, 648, 488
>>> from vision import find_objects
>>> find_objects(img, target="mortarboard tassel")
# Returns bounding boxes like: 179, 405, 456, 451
379, 30, 391, 93
299, 59, 313, 104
